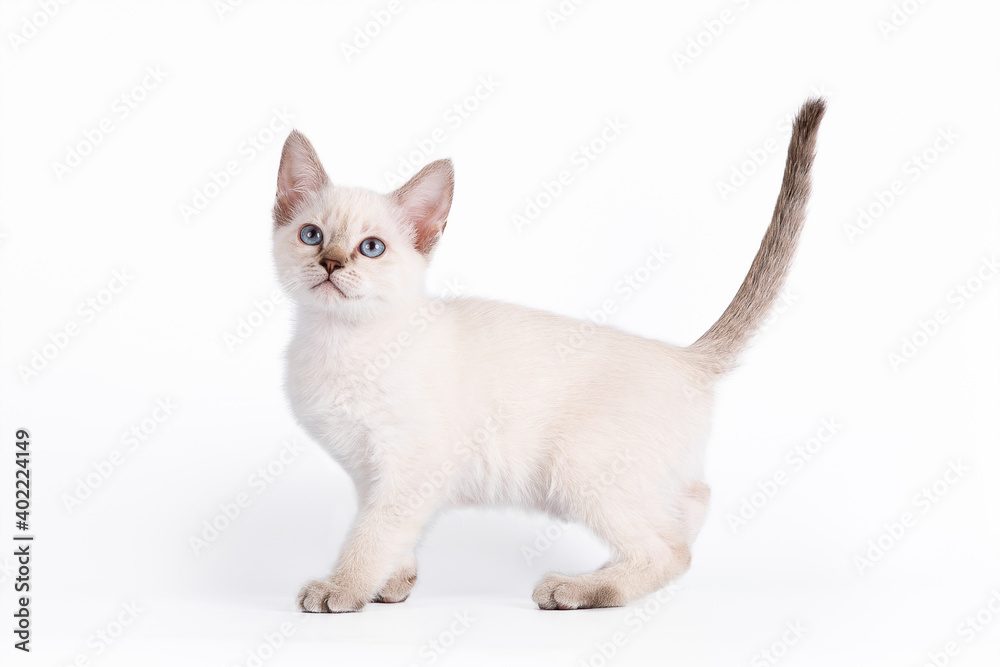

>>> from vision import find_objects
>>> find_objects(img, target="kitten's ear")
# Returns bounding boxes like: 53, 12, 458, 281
391, 159, 454, 256
274, 130, 330, 227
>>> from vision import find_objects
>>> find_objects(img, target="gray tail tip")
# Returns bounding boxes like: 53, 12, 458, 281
795, 97, 828, 136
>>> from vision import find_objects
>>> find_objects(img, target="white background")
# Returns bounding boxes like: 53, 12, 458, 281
1, 1, 998, 665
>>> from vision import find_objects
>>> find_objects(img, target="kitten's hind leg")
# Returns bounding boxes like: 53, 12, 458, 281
680, 481, 711, 543
371, 552, 417, 603
532, 510, 691, 610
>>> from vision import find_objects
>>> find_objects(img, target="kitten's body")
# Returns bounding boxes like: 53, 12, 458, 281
274, 100, 826, 612
288, 297, 711, 511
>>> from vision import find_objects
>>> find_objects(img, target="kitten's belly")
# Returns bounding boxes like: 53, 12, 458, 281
441, 434, 554, 512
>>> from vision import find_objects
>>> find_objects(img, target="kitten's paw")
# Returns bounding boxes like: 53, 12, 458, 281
532, 573, 572, 610
532, 574, 624, 610
372, 565, 417, 603
296, 579, 366, 613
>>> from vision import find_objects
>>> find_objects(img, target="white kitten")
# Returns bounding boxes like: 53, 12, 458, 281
274, 99, 826, 612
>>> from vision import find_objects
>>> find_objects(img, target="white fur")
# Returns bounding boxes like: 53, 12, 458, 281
276, 100, 824, 611
276, 171, 717, 613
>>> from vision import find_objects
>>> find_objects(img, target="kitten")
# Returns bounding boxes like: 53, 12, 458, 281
273, 99, 826, 612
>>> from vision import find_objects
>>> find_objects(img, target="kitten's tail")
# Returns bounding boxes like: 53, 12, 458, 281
690, 98, 826, 375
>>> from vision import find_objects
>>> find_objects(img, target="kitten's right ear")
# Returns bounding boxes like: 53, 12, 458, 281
391, 159, 454, 256
274, 130, 330, 227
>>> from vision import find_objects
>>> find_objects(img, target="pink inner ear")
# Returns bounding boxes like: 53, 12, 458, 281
274, 131, 329, 226
394, 160, 454, 255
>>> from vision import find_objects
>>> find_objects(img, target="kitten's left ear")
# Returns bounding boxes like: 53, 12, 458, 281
391, 159, 454, 256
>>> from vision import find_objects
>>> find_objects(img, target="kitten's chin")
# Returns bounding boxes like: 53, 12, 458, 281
291, 282, 386, 324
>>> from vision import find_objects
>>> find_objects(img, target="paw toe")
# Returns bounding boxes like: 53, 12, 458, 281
532, 574, 570, 610
532, 574, 623, 610
372, 568, 417, 604
296, 579, 365, 613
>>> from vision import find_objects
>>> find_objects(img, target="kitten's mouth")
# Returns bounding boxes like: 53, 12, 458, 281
312, 279, 358, 300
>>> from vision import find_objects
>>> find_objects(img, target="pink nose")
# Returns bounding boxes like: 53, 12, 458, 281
320, 257, 342, 274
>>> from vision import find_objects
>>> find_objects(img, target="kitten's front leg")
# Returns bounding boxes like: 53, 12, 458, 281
297, 496, 432, 613
372, 552, 418, 603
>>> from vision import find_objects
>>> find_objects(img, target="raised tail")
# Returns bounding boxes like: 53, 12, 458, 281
691, 98, 826, 375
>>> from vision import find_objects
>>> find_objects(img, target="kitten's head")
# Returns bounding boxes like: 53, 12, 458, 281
272, 130, 453, 324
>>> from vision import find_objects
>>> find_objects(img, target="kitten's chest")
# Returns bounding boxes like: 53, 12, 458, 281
284, 330, 389, 466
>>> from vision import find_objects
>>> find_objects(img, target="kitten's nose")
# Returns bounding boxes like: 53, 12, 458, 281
320, 257, 343, 274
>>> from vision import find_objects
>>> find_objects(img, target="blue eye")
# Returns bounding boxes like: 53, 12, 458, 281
359, 237, 385, 258
299, 224, 323, 246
